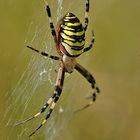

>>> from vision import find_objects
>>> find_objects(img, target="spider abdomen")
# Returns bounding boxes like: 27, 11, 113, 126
59, 13, 85, 57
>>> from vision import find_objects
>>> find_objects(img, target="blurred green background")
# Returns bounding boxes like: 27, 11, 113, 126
0, 0, 140, 140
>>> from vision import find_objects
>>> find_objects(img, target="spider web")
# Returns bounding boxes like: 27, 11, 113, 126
1, 0, 79, 140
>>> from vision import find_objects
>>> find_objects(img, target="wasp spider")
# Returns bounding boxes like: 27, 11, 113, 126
16, 0, 100, 137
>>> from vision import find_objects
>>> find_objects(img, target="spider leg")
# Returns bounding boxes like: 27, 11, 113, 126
74, 63, 100, 112
44, 0, 57, 44
26, 46, 61, 61
29, 63, 65, 137
84, 0, 89, 31
83, 30, 95, 53
29, 98, 59, 137
15, 95, 55, 126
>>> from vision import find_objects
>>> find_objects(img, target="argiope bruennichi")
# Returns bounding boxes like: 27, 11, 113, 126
16, 0, 100, 137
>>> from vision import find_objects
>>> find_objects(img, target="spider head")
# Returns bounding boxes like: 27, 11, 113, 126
62, 54, 76, 73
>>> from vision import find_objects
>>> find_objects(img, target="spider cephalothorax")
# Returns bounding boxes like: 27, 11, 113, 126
16, 0, 100, 137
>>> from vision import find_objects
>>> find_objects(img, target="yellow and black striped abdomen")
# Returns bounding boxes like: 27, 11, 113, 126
60, 13, 85, 57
